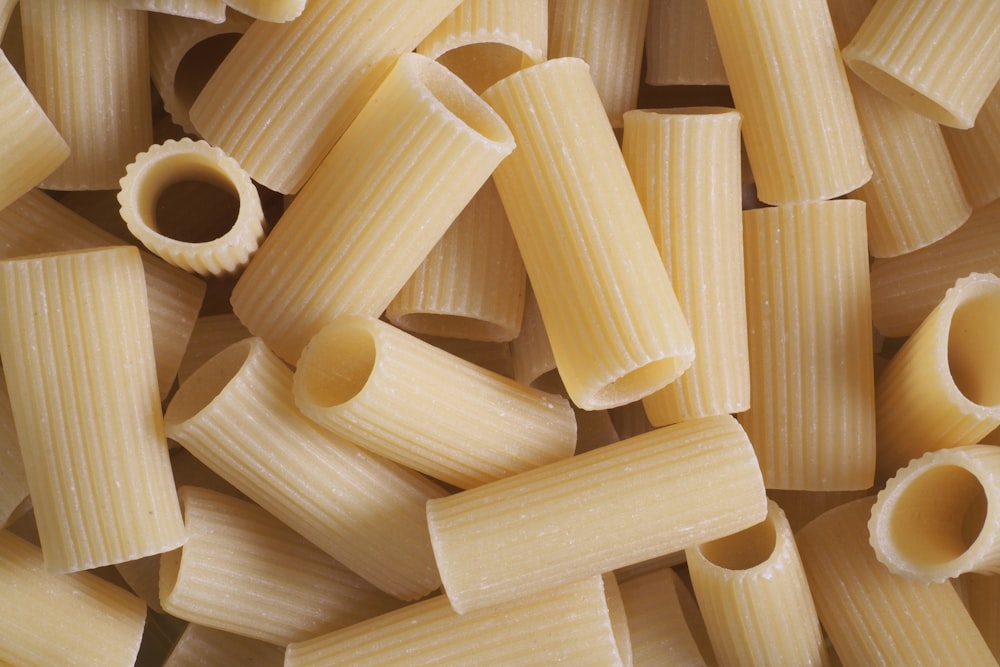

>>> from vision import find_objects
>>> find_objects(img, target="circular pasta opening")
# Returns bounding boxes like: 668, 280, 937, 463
296, 320, 377, 409
889, 464, 986, 567
698, 514, 777, 570
437, 43, 527, 94
152, 175, 241, 243
947, 288, 1000, 407
591, 357, 690, 410
845, 59, 964, 128
166, 338, 254, 426
175, 33, 242, 112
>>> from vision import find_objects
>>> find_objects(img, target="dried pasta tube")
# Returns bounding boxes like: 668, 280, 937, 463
305, 317, 572, 470
150, 11, 253, 134
293, 317, 575, 489
703, 0, 870, 204
740, 201, 876, 490
483, 58, 694, 410
0, 247, 185, 572
509, 284, 558, 388
164, 337, 446, 601
0, 190, 205, 399
797, 498, 996, 666
875, 273, 1000, 479
386, 179, 526, 343
20, 0, 152, 189
224, 0, 306, 22
0, 530, 147, 667
842, 0, 1000, 129
0, 376, 29, 529
0, 52, 68, 211
427, 415, 767, 613
112, 0, 226, 22
231, 53, 513, 363
160, 487, 404, 645
944, 84, 1000, 209
869, 445, 1000, 582
622, 108, 749, 425
767, 488, 872, 534
285, 576, 623, 666
548, 0, 648, 126
603, 573, 634, 667
686, 500, 830, 666
417, 0, 547, 93
178, 314, 250, 385
963, 572, 1000, 662
189, 0, 464, 194
115, 554, 164, 613
118, 138, 266, 278
417, 333, 515, 379
164, 625, 284, 667
619, 567, 715, 667
645, 0, 727, 86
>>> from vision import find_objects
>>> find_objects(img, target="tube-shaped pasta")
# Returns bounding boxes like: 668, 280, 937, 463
385, 178, 526, 343
619, 567, 715, 667
869, 445, 1000, 582
797, 498, 996, 666
118, 138, 266, 277
622, 107, 749, 425
0, 189, 205, 399
164, 337, 446, 601
509, 284, 557, 388
944, 83, 1000, 209
417, 0, 547, 94
20, 0, 151, 190
740, 201, 876, 490
842, 0, 1000, 129
686, 500, 830, 666
293, 317, 576, 489
0, 530, 147, 667
875, 273, 1000, 479
149, 11, 253, 134
112, 0, 226, 22
767, 488, 872, 534
645, 0, 727, 86
164, 625, 283, 667
427, 415, 767, 613
417, 333, 516, 379
230, 53, 513, 363
0, 51, 68, 211
177, 314, 250, 385
188, 0, 464, 194
963, 572, 1000, 662
0, 247, 185, 572
224, 0, 306, 22
160, 486, 404, 645
0, 376, 28, 529
548, 0, 648, 126
285, 576, 623, 667
483, 57, 694, 410
703, 0, 870, 204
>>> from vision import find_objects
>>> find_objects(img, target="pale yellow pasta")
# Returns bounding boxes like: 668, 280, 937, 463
417, 333, 516, 379
0, 376, 28, 529
797, 498, 996, 666
869, 445, 1000, 581
0, 50, 68, 212
417, 0, 547, 94
483, 57, 694, 410
285, 576, 623, 666
0, 530, 147, 667
114, 554, 164, 613
164, 625, 284, 667
0, 247, 186, 573
875, 273, 1000, 479
160, 486, 404, 645
20, 0, 152, 190
231, 53, 513, 363
224, 0, 306, 22
622, 107, 749, 426
687, 500, 830, 666
164, 337, 446, 601
740, 201, 876, 490
619, 567, 714, 667
645, 0, 727, 86
842, 0, 1000, 129
767, 488, 873, 534
189, 0, 464, 194
962, 572, 1000, 662
0, 0, 16, 33
112, 0, 226, 22
703, 0, 870, 204
0, 190, 205, 398
509, 283, 558, 388
386, 178, 526, 342
944, 82, 1000, 209
293, 317, 576, 489
427, 415, 766, 613
118, 138, 266, 277
548, 0, 648, 127
604, 573, 635, 667
150, 11, 253, 134
177, 314, 250, 385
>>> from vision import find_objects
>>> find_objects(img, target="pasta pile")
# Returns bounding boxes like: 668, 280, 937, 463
4, 0, 1000, 665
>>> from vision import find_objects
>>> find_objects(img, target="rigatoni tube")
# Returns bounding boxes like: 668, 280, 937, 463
427, 415, 767, 613
482, 57, 694, 410
293, 317, 576, 490
230, 52, 514, 364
